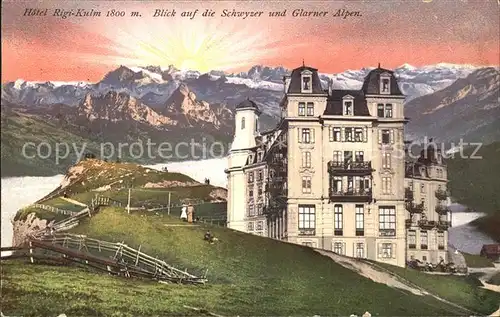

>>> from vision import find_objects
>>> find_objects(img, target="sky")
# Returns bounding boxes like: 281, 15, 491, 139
2, 0, 499, 82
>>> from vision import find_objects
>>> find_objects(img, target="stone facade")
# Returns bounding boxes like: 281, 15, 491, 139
225, 64, 449, 267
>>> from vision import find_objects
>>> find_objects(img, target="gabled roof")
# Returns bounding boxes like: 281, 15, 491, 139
287, 65, 324, 94
324, 89, 371, 116
361, 67, 403, 95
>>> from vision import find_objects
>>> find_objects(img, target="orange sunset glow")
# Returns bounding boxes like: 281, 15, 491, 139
1, 0, 499, 82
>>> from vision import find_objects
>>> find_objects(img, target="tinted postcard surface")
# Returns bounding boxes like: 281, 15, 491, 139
1, 1, 499, 316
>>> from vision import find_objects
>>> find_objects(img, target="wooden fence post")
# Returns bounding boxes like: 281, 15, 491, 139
29, 241, 34, 263
135, 245, 141, 266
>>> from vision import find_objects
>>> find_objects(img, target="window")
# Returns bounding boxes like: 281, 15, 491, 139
355, 205, 364, 236
332, 176, 342, 193
381, 129, 390, 144
345, 128, 353, 142
420, 231, 428, 249
302, 176, 312, 194
420, 183, 425, 193
385, 104, 393, 118
302, 151, 311, 168
438, 231, 445, 250
258, 188, 263, 196
379, 206, 396, 236
344, 151, 353, 164
408, 230, 416, 249
298, 102, 305, 116
381, 77, 390, 94
257, 204, 263, 215
380, 243, 393, 258
333, 151, 342, 163
377, 104, 384, 117
355, 151, 364, 163
382, 177, 392, 194
302, 76, 311, 91
301, 128, 311, 143
306, 102, 314, 116
302, 242, 313, 247
422, 255, 427, 262
334, 205, 343, 235
382, 152, 391, 169
247, 222, 254, 231
249, 190, 254, 198
333, 242, 344, 255
248, 172, 254, 183
257, 171, 263, 181
355, 243, 364, 258
257, 221, 263, 230
298, 205, 315, 230
333, 127, 341, 141
344, 100, 353, 115
248, 205, 255, 217
241, 117, 245, 129
354, 128, 363, 142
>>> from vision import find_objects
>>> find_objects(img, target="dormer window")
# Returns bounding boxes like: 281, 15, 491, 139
301, 70, 312, 93
343, 95, 354, 116
380, 73, 391, 94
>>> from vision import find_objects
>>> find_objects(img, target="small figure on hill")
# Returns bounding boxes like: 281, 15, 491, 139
204, 230, 216, 244
187, 204, 194, 223
180, 205, 188, 221
204, 178, 210, 185
162, 167, 168, 172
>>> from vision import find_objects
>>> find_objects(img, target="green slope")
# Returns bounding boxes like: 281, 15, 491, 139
5, 207, 492, 316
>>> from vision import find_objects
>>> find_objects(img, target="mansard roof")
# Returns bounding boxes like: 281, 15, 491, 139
287, 65, 324, 94
323, 89, 371, 116
361, 67, 404, 95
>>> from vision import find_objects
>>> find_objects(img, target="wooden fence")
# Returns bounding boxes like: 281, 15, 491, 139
21, 233, 207, 284
29, 204, 78, 217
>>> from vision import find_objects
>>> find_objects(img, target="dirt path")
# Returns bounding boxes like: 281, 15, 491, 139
315, 249, 477, 315
469, 263, 500, 294
60, 197, 87, 207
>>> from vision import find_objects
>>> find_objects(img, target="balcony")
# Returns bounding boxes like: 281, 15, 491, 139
435, 204, 449, 215
379, 229, 396, 237
437, 220, 451, 230
329, 189, 372, 202
405, 202, 424, 214
418, 220, 437, 229
328, 161, 373, 176
405, 187, 414, 202
435, 189, 448, 201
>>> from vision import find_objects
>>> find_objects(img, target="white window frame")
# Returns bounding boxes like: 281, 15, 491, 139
298, 102, 305, 116
333, 242, 345, 255
306, 102, 314, 116
382, 177, 392, 194
380, 73, 391, 94
298, 205, 315, 229
302, 176, 312, 194
382, 152, 391, 169
343, 97, 354, 116
379, 206, 396, 235
355, 205, 364, 234
241, 117, 246, 129
334, 204, 343, 235
301, 71, 312, 93
355, 243, 364, 258
302, 151, 311, 168
381, 243, 393, 258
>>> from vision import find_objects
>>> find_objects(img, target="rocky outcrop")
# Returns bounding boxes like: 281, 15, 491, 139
163, 83, 233, 129
12, 213, 54, 247
209, 187, 228, 201
78, 91, 176, 126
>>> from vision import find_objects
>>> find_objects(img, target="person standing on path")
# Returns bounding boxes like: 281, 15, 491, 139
180, 205, 187, 221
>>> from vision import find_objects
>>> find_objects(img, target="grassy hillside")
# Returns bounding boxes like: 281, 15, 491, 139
447, 141, 500, 241
5, 207, 500, 316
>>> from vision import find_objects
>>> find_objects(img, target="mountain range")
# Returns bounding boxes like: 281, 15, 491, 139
1, 63, 499, 176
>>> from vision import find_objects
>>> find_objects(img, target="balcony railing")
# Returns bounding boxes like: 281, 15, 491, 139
405, 219, 416, 228
328, 161, 372, 175
435, 189, 448, 201
435, 205, 449, 215
379, 229, 396, 237
418, 220, 437, 229
329, 189, 372, 202
298, 228, 315, 236
405, 202, 424, 214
